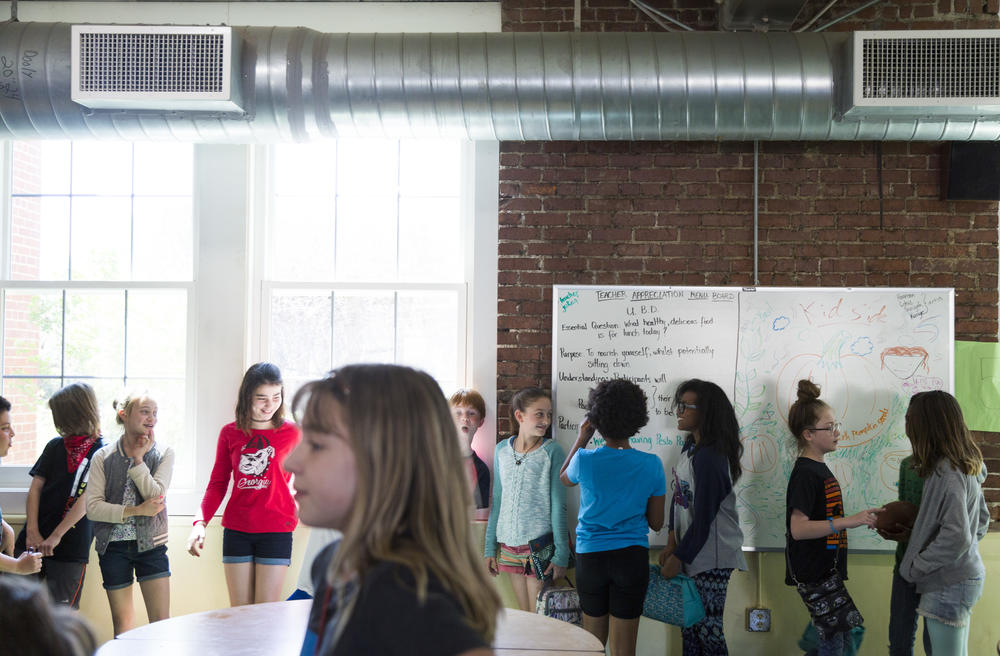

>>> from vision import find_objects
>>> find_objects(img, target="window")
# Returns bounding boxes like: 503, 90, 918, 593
260, 139, 468, 396
0, 141, 194, 487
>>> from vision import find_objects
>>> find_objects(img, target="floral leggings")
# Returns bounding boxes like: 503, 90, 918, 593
681, 568, 733, 656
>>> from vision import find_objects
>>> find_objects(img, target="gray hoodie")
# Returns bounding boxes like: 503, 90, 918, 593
899, 460, 989, 594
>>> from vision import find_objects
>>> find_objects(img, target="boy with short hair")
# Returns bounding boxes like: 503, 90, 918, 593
449, 389, 491, 510
0, 395, 44, 575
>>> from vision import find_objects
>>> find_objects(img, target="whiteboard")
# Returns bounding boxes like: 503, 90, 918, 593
552, 286, 954, 551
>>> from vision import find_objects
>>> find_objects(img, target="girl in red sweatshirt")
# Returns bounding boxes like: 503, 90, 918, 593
186, 362, 300, 605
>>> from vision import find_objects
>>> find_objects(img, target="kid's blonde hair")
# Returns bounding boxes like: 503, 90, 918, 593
293, 364, 500, 643
906, 390, 983, 478
113, 390, 154, 426
49, 383, 101, 439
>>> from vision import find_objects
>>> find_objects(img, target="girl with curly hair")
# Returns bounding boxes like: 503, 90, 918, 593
560, 379, 665, 656
659, 379, 746, 655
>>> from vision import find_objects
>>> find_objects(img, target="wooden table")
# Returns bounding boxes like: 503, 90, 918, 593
95, 600, 604, 655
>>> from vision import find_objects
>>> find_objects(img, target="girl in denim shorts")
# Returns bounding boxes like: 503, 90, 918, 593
86, 391, 173, 636
899, 391, 989, 656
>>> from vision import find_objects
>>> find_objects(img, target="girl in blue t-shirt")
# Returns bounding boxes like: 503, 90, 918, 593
659, 379, 746, 655
560, 379, 666, 656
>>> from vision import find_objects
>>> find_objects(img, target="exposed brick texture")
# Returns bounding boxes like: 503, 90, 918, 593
497, 0, 1000, 524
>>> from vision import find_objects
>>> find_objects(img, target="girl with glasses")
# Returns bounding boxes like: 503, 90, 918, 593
784, 379, 878, 656
659, 379, 746, 655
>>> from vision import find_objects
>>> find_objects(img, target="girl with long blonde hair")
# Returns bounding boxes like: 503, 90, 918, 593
285, 364, 501, 655
899, 391, 989, 656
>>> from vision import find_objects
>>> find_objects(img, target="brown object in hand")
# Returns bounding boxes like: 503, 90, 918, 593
875, 500, 918, 532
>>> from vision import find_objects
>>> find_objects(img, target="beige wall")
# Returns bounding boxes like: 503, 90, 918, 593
6, 518, 998, 654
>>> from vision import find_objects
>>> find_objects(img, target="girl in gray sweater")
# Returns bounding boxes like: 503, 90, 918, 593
899, 391, 989, 656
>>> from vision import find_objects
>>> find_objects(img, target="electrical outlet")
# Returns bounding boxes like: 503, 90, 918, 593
746, 608, 771, 632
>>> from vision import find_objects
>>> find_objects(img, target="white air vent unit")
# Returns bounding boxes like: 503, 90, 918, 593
840, 30, 1000, 120
71, 25, 243, 112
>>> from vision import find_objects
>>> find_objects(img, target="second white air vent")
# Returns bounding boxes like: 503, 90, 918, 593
71, 25, 243, 112
841, 30, 1000, 120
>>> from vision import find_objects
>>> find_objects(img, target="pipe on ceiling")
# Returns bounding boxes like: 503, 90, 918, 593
0, 23, 996, 142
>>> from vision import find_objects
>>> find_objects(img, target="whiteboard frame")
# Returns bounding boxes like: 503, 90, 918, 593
552, 285, 955, 554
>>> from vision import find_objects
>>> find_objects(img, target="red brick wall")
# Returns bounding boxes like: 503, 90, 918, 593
496, 0, 1000, 523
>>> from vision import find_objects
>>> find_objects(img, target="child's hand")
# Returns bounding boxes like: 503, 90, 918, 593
25, 527, 44, 553
134, 496, 165, 517
545, 563, 567, 582
484, 557, 499, 577
38, 534, 62, 557
187, 523, 206, 557
14, 550, 42, 575
659, 554, 682, 579
877, 523, 912, 542
846, 507, 880, 529
576, 418, 596, 445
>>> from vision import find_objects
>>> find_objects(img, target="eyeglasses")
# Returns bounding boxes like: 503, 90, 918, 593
676, 402, 698, 413
809, 422, 842, 433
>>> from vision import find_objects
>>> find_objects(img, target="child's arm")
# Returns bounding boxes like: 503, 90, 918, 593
547, 441, 569, 576
0, 549, 42, 575
86, 448, 163, 523
483, 446, 504, 576
129, 444, 174, 501
559, 418, 594, 486
789, 507, 878, 540
189, 430, 237, 556
1, 519, 13, 555
37, 496, 88, 557
24, 475, 45, 550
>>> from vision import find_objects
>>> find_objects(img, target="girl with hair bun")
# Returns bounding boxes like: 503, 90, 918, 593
784, 379, 878, 656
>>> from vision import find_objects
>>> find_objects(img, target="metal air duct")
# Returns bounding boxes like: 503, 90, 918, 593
0, 23, 998, 141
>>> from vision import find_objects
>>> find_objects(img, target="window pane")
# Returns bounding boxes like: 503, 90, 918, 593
3, 290, 63, 377
398, 197, 462, 281
133, 198, 193, 281
70, 197, 131, 281
336, 197, 396, 281
332, 291, 394, 367
0, 377, 60, 466
123, 377, 191, 487
71, 377, 127, 444
71, 142, 133, 195
126, 290, 187, 378
270, 291, 332, 382
10, 197, 70, 281
272, 197, 335, 281
133, 143, 193, 195
399, 140, 460, 197
64, 291, 125, 377
274, 143, 336, 197
11, 141, 70, 195
336, 140, 398, 197
397, 290, 459, 392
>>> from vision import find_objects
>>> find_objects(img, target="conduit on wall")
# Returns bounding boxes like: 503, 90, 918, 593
1, 24, 999, 142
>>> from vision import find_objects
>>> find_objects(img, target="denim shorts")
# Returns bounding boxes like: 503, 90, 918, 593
222, 529, 293, 566
917, 577, 984, 627
98, 541, 170, 591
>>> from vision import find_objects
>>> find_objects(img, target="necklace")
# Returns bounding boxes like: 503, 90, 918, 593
512, 437, 541, 465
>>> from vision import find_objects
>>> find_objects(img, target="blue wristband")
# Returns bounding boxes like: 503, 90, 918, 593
828, 517, 836, 533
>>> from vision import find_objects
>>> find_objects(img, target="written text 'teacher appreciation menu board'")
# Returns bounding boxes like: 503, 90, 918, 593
552, 286, 954, 551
